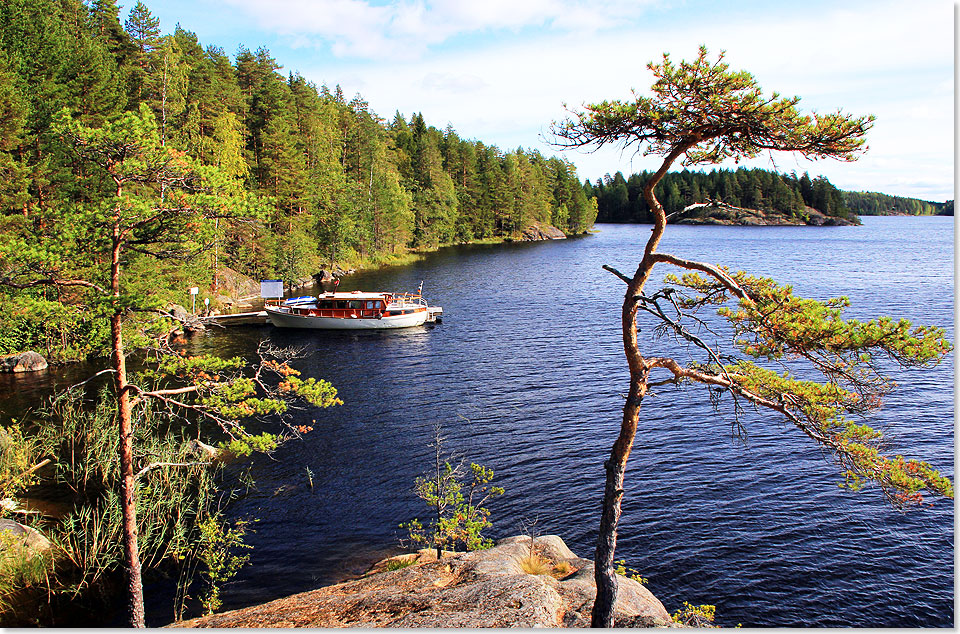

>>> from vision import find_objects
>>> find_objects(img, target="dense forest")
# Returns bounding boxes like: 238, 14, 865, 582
843, 190, 948, 216
0, 0, 596, 287
586, 168, 854, 223
586, 168, 952, 223
0, 2, 598, 622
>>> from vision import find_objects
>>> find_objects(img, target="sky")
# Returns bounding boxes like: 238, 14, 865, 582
137, 0, 954, 202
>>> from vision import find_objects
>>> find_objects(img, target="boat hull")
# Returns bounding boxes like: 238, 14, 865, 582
265, 307, 429, 330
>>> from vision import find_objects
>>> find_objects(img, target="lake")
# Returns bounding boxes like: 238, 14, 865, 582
5, 216, 954, 627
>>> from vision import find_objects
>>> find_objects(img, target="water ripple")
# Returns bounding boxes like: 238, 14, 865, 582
178, 217, 954, 627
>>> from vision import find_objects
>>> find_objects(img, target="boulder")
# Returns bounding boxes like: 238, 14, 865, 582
0, 351, 48, 373
0, 519, 52, 556
171, 535, 673, 628
182, 318, 206, 334
822, 216, 858, 226
186, 439, 220, 461
520, 223, 567, 241
292, 276, 314, 290
216, 266, 262, 301
166, 304, 205, 334
168, 304, 189, 322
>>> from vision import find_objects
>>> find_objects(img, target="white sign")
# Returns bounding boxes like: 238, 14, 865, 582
188, 287, 199, 295
260, 280, 284, 299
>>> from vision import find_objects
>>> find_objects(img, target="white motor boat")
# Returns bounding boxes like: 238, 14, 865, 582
265, 288, 442, 330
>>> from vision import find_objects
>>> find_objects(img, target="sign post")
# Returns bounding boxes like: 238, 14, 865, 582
188, 286, 199, 313
260, 280, 283, 300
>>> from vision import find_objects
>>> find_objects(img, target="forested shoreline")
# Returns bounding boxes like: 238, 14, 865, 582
0, 0, 597, 361
843, 190, 950, 216
585, 168, 951, 224
0, 0, 950, 365
0, 2, 952, 627
0, 0, 598, 263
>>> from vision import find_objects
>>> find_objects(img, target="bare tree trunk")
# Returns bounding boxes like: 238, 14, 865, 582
114, 306, 144, 627
591, 150, 684, 627
160, 50, 168, 147
212, 218, 220, 293
591, 269, 652, 627
112, 198, 145, 627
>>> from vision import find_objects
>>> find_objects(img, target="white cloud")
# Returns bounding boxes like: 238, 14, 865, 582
221, 0, 661, 60
224, 0, 953, 200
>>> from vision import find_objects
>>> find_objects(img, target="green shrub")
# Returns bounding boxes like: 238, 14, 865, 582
672, 601, 718, 627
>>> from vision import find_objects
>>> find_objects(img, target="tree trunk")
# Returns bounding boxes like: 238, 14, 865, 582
591, 153, 681, 628
112, 209, 145, 627
590, 290, 650, 627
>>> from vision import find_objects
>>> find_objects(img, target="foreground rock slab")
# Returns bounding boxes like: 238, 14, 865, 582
171, 535, 673, 628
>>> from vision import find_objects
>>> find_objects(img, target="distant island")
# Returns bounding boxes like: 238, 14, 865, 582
844, 190, 952, 216
587, 167, 951, 224
668, 200, 857, 226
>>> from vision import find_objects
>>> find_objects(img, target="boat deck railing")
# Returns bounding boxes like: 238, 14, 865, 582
391, 293, 428, 308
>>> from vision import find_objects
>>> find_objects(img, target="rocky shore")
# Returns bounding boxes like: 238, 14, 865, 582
518, 222, 567, 241
170, 535, 674, 628
671, 200, 859, 226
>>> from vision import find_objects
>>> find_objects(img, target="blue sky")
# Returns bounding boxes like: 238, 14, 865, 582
137, 0, 953, 201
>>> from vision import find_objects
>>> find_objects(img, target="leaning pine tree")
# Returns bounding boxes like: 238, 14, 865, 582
551, 47, 953, 627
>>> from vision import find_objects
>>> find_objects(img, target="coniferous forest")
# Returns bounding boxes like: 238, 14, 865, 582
0, 3, 953, 628
0, 0, 597, 285
586, 168, 950, 224
842, 190, 949, 216
587, 168, 855, 223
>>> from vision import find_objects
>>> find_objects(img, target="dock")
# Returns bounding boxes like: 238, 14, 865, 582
201, 310, 269, 326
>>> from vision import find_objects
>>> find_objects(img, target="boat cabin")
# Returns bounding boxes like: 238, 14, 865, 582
308, 297, 385, 318
281, 291, 427, 319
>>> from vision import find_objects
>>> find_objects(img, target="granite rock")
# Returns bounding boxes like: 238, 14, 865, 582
171, 535, 673, 628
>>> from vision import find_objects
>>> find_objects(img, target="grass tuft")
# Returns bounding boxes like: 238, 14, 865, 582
520, 553, 554, 576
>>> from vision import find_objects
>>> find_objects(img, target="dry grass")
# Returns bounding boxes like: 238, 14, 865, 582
519, 553, 554, 576
550, 560, 575, 579
520, 551, 578, 579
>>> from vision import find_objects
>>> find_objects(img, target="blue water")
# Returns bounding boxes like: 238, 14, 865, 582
7, 217, 952, 626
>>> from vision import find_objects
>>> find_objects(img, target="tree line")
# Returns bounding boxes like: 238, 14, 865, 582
0, 0, 596, 288
842, 190, 948, 216
587, 168, 855, 223
0, 0, 596, 361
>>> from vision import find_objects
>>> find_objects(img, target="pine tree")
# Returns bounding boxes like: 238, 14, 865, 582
123, 1, 161, 107
551, 47, 950, 628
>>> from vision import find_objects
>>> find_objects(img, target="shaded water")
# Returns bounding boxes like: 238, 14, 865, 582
3, 216, 953, 627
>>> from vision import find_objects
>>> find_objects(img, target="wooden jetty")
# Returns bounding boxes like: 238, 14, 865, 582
201, 310, 269, 326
